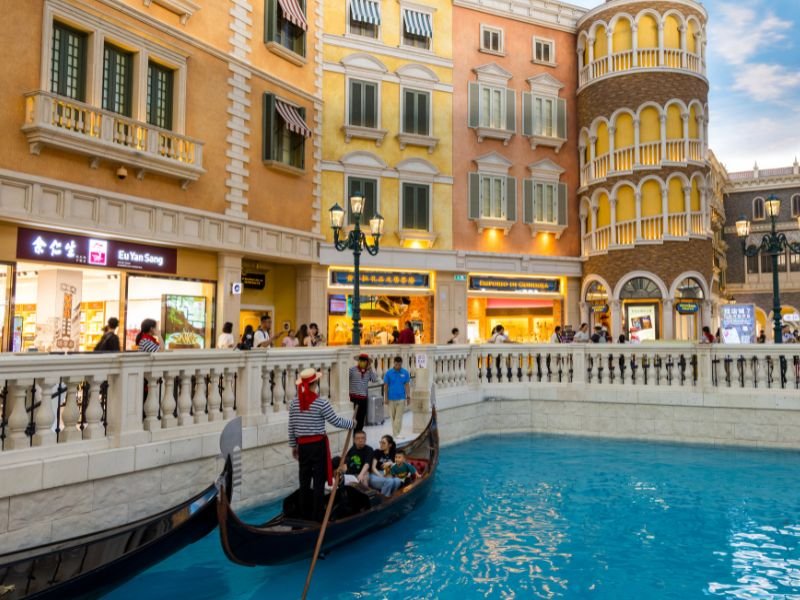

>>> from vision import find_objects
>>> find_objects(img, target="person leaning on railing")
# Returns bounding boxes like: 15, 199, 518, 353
135, 319, 161, 352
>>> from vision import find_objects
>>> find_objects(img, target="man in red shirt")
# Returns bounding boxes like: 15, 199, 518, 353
397, 321, 416, 344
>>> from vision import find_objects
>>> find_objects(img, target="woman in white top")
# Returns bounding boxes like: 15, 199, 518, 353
282, 330, 300, 347
216, 322, 236, 349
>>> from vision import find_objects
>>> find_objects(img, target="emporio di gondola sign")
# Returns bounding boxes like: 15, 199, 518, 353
468, 275, 560, 294
16, 227, 177, 274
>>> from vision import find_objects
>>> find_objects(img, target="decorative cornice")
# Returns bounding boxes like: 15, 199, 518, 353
453, 0, 585, 33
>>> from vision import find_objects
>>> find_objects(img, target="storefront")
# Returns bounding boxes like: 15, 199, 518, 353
620, 277, 662, 342
2, 226, 216, 352
326, 268, 435, 345
466, 274, 565, 343
673, 277, 705, 341
584, 281, 610, 333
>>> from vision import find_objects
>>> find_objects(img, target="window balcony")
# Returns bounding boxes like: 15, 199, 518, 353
22, 91, 205, 188
578, 48, 706, 88
582, 211, 707, 257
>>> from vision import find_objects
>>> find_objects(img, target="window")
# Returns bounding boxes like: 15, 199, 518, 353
51, 22, 87, 101
402, 89, 430, 136
401, 183, 430, 230
534, 38, 555, 64
792, 194, 800, 217
347, 177, 378, 224
349, 0, 380, 38
523, 95, 567, 140
348, 79, 378, 128
479, 86, 505, 130
753, 197, 765, 221
746, 254, 759, 275
469, 84, 515, 132
534, 182, 557, 224
265, 0, 307, 58
481, 176, 505, 219
523, 179, 567, 228
480, 25, 503, 54
102, 44, 133, 116
263, 93, 311, 170
402, 9, 432, 50
147, 62, 174, 130
468, 173, 516, 221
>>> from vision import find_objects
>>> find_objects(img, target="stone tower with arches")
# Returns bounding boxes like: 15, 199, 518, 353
575, 0, 717, 342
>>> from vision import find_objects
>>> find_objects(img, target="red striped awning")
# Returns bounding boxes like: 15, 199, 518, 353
278, 0, 308, 31
276, 99, 312, 138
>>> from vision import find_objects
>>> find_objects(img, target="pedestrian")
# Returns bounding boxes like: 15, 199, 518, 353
562, 325, 575, 344
490, 325, 510, 343
253, 315, 272, 347
700, 326, 715, 344
447, 328, 460, 344
135, 319, 161, 352
573, 323, 590, 343
216, 322, 236, 349
239, 324, 255, 350
390, 326, 400, 344
282, 329, 299, 347
296, 324, 309, 347
549, 326, 563, 343
384, 356, 411, 438
349, 353, 379, 432
398, 321, 415, 344
94, 317, 121, 352
591, 325, 606, 344
288, 368, 354, 521
305, 322, 325, 347
757, 329, 766, 343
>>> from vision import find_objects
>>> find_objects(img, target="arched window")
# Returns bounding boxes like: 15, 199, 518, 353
620, 277, 662, 299
674, 277, 704, 299
792, 194, 800, 217
753, 197, 765, 221
585, 281, 608, 303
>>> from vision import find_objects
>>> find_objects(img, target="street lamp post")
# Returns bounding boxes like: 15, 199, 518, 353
329, 196, 384, 346
736, 194, 800, 343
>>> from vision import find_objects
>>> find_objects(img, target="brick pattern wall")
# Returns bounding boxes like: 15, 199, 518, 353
584, 238, 714, 295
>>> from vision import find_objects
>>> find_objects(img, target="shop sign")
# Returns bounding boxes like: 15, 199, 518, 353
675, 301, 700, 315
454, 274, 467, 282
785, 313, 800, 323
590, 303, 609, 314
242, 273, 266, 290
720, 304, 755, 344
468, 275, 560, 294
16, 228, 177, 274
329, 269, 431, 289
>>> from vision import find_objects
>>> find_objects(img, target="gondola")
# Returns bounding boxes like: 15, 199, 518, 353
0, 418, 242, 600
217, 407, 439, 566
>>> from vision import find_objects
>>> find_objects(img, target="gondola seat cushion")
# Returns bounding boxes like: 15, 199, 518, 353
407, 459, 427, 475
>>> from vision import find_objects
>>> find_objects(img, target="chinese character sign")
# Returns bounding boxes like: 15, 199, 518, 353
720, 304, 756, 344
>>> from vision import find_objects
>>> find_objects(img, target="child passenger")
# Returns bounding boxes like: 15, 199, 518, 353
389, 450, 418, 484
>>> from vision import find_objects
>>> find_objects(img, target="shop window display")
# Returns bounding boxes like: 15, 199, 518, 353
326, 294, 433, 345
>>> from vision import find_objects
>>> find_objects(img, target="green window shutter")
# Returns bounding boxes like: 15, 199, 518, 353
349, 80, 361, 126
364, 83, 376, 128
298, 107, 307, 169
402, 183, 413, 229
558, 182, 568, 227
265, 0, 277, 43
557, 98, 567, 139
523, 179, 534, 224
469, 173, 480, 219
364, 179, 377, 221
262, 93, 275, 161
468, 82, 479, 128
417, 91, 429, 136
522, 92, 533, 137
505, 88, 516, 132
418, 185, 430, 230
506, 177, 517, 221
403, 90, 414, 134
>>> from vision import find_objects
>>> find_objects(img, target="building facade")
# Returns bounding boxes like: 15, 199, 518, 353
576, 0, 715, 342
723, 161, 800, 340
0, 0, 324, 352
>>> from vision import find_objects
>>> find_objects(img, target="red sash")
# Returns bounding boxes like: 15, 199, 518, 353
297, 434, 333, 485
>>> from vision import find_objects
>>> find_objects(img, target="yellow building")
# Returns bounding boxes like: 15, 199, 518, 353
0, 0, 323, 351
320, 0, 454, 343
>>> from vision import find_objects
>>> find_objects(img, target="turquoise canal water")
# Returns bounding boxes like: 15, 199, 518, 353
106, 435, 800, 599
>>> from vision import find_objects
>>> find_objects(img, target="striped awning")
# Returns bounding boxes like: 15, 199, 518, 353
350, 0, 380, 25
276, 100, 312, 138
403, 9, 433, 38
278, 0, 307, 31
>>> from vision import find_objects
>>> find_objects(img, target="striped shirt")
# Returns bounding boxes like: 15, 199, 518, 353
288, 396, 354, 448
348, 367, 378, 398
137, 335, 160, 353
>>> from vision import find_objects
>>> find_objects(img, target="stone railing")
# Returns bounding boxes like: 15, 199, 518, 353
579, 48, 705, 88
22, 91, 205, 188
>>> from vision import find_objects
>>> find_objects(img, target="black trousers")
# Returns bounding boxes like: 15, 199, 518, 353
351, 396, 367, 432
298, 440, 327, 521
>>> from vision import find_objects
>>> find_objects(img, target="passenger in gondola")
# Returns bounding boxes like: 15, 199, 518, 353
336, 430, 373, 486
288, 368, 354, 521
389, 449, 418, 484
369, 435, 402, 497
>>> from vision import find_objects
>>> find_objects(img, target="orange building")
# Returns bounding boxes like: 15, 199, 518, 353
0, 0, 323, 351
451, 1, 584, 342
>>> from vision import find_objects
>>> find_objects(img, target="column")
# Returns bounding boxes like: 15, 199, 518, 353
657, 23, 665, 65
580, 213, 589, 255
659, 114, 667, 164
633, 118, 641, 166
608, 126, 616, 172
662, 299, 674, 340
610, 195, 618, 245
216, 253, 243, 342
610, 300, 622, 339
634, 192, 642, 239
679, 25, 687, 68
697, 116, 705, 160
295, 264, 328, 332
661, 188, 669, 237
702, 300, 712, 330
589, 135, 597, 181
606, 27, 614, 73
591, 205, 599, 249
579, 144, 586, 186
683, 185, 692, 236
566, 277, 582, 330
632, 25, 639, 66
436, 272, 468, 345
587, 37, 595, 70
411, 350, 432, 434
682, 112, 690, 162
580, 301, 590, 327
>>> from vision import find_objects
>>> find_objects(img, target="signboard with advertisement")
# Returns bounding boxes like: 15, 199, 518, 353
16, 228, 177, 274
329, 269, 431, 289
468, 275, 560, 294
627, 304, 657, 342
675, 301, 700, 315
720, 304, 756, 344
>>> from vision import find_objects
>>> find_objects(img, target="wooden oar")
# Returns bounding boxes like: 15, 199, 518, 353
301, 410, 358, 600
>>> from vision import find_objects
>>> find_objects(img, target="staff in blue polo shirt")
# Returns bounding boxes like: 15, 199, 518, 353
383, 356, 411, 438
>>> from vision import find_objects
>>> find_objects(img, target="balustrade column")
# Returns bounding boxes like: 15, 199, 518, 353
587, 37, 595, 71
579, 144, 586, 186
208, 368, 222, 421
657, 23, 665, 65
633, 118, 641, 165
83, 375, 105, 439
701, 187, 709, 234
682, 113, 690, 162
161, 371, 177, 428
272, 365, 286, 413
589, 135, 597, 182
683, 185, 692, 236
659, 115, 667, 163
178, 371, 193, 426
606, 28, 614, 74
634, 192, 642, 239
32, 378, 56, 447
680, 26, 687, 68
632, 25, 639, 66
591, 206, 599, 249
610, 300, 622, 341
608, 126, 616, 172
697, 116, 706, 159
662, 300, 674, 341
192, 370, 208, 424
661, 188, 669, 236
610, 196, 618, 245
580, 213, 588, 255
261, 365, 271, 415
143, 371, 161, 431
61, 377, 83, 442
4, 380, 31, 450
222, 369, 236, 419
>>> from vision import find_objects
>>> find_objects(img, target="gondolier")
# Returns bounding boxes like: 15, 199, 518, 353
349, 353, 379, 432
289, 368, 354, 522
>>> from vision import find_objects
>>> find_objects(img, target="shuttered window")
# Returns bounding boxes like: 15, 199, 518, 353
523, 180, 568, 227
469, 83, 515, 132
147, 62, 174, 130
349, 79, 378, 128
263, 93, 309, 169
402, 89, 430, 136
51, 23, 87, 101
102, 44, 133, 117
401, 183, 430, 231
523, 94, 566, 139
347, 177, 378, 224
265, 0, 306, 57
468, 174, 516, 221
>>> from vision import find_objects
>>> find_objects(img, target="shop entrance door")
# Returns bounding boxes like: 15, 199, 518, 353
240, 307, 274, 343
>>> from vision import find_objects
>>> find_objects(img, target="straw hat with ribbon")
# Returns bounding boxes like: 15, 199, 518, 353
296, 368, 322, 411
